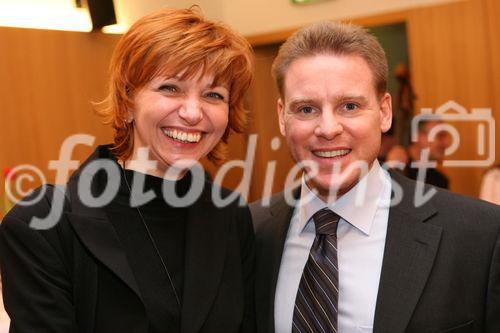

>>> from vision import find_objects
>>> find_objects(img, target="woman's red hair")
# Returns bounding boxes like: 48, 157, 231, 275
97, 7, 254, 163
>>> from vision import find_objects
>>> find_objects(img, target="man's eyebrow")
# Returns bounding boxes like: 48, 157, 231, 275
287, 98, 316, 109
337, 95, 369, 104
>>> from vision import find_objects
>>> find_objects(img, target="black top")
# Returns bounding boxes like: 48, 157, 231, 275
0, 145, 256, 333
106, 168, 190, 333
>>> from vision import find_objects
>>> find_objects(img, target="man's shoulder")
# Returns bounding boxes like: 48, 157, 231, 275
250, 190, 294, 233
250, 191, 281, 221
431, 187, 500, 225
391, 171, 500, 230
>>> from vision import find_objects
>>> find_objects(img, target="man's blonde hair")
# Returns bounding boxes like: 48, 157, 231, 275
272, 21, 388, 98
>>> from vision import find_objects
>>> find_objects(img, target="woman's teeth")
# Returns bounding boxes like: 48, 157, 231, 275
163, 129, 201, 143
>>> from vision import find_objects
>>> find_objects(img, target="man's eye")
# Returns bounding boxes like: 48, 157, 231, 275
344, 103, 358, 111
206, 92, 225, 100
300, 106, 313, 114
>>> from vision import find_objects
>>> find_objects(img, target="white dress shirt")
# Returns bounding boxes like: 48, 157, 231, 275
274, 161, 392, 333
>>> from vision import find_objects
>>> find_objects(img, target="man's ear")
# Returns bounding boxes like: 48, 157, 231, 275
277, 98, 286, 136
379, 92, 392, 133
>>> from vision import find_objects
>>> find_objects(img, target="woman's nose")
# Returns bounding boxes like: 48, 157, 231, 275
178, 97, 203, 125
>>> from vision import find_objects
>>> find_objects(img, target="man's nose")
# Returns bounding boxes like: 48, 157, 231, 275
314, 110, 343, 139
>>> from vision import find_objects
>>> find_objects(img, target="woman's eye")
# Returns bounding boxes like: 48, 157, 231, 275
206, 92, 225, 100
159, 84, 178, 93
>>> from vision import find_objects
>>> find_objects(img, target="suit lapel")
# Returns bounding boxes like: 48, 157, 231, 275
65, 166, 142, 300
180, 185, 228, 333
374, 172, 442, 333
67, 213, 142, 298
255, 187, 299, 333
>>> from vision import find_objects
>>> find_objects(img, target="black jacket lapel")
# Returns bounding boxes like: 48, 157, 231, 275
374, 172, 442, 333
67, 212, 142, 299
180, 184, 228, 333
65, 148, 142, 300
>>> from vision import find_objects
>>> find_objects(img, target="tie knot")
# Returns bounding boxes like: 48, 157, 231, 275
312, 208, 340, 235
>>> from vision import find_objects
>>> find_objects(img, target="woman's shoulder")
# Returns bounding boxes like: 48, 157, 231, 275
2, 184, 71, 233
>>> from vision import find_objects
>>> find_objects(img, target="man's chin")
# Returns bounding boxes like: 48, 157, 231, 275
309, 163, 371, 195
305, 176, 350, 201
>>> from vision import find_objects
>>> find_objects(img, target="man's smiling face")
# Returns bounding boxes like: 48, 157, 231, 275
277, 53, 392, 201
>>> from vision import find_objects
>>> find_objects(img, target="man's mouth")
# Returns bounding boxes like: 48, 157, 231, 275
162, 128, 202, 143
313, 149, 351, 158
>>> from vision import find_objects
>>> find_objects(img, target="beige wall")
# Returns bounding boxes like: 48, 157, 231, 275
219, 0, 463, 36
111, 0, 463, 36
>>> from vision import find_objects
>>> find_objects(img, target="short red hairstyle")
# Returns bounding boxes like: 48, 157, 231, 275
98, 7, 254, 163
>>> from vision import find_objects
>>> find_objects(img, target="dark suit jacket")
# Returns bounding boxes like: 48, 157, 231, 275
0, 146, 255, 333
250, 171, 500, 333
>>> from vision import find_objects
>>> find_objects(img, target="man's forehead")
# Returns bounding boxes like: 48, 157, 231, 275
281, 53, 377, 98
286, 94, 369, 105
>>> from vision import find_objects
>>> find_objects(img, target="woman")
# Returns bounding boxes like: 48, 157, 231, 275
0, 7, 255, 333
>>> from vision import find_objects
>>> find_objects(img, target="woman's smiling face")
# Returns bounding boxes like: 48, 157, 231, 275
129, 70, 229, 177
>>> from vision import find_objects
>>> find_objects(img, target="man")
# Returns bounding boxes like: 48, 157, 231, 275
251, 21, 500, 333
386, 119, 451, 189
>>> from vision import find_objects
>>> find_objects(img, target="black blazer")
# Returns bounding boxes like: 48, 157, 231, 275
0, 146, 255, 333
250, 171, 500, 333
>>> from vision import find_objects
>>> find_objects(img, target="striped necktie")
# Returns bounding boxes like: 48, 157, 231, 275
292, 208, 340, 333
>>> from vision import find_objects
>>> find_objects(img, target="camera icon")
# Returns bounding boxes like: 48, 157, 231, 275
411, 100, 495, 167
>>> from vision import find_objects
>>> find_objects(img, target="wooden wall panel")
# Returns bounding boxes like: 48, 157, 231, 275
485, 0, 500, 170
246, 44, 295, 201
0, 27, 119, 213
406, 0, 497, 197
201, 132, 249, 198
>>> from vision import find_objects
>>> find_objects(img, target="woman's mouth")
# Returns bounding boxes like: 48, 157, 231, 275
162, 128, 202, 143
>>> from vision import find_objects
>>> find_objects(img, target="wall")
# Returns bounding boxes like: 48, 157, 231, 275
0, 27, 119, 215
112, 0, 197, 28
110, 0, 463, 36
486, 0, 500, 171
407, 0, 498, 196
221, 0, 463, 36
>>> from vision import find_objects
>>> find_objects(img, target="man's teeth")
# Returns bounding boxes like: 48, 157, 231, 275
163, 129, 201, 143
314, 149, 350, 158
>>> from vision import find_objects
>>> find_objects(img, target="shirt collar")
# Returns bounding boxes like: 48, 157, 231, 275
298, 160, 387, 236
